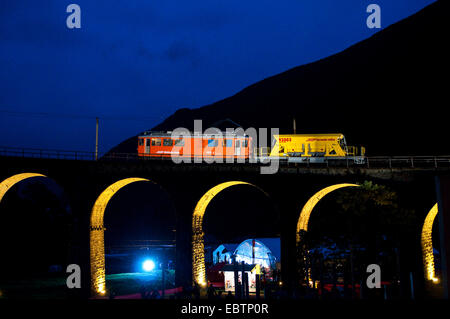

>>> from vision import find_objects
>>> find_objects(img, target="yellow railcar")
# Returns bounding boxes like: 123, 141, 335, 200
269, 133, 365, 161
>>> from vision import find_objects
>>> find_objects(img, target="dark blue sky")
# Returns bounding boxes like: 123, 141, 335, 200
0, 0, 435, 153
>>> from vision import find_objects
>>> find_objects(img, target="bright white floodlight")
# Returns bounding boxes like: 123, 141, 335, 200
142, 259, 155, 272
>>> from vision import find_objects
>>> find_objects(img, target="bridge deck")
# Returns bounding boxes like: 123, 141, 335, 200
2, 146, 450, 170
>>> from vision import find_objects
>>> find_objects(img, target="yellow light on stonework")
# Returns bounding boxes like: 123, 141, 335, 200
421, 203, 439, 283
192, 181, 268, 287
0, 173, 46, 203
296, 183, 359, 243
98, 283, 106, 295
90, 177, 149, 296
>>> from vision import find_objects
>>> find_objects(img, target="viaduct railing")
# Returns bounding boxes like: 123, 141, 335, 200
1, 146, 450, 169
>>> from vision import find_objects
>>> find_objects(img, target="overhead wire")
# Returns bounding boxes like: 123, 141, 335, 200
0, 109, 167, 121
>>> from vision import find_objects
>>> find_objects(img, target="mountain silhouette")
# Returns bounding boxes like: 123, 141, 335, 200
109, 0, 448, 156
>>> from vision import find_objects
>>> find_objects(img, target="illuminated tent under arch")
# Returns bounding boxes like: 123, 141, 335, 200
212, 244, 238, 264
233, 238, 279, 269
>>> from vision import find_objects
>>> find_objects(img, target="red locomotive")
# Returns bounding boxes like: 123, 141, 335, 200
137, 131, 252, 160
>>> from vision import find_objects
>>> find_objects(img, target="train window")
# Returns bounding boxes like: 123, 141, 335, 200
208, 139, 218, 147
138, 139, 144, 146
243, 140, 248, 148
146, 139, 150, 146
163, 139, 173, 146
174, 139, 185, 146
338, 137, 347, 150
152, 138, 161, 146
236, 140, 240, 148
223, 139, 232, 147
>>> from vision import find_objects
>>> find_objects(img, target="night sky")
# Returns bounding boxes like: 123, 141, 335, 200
0, 0, 435, 153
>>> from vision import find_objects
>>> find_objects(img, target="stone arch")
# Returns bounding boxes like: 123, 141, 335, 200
90, 177, 150, 296
421, 203, 439, 283
0, 173, 47, 203
192, 181, 271, 287
0, 172, 74, 280
296, 183, 360, 244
